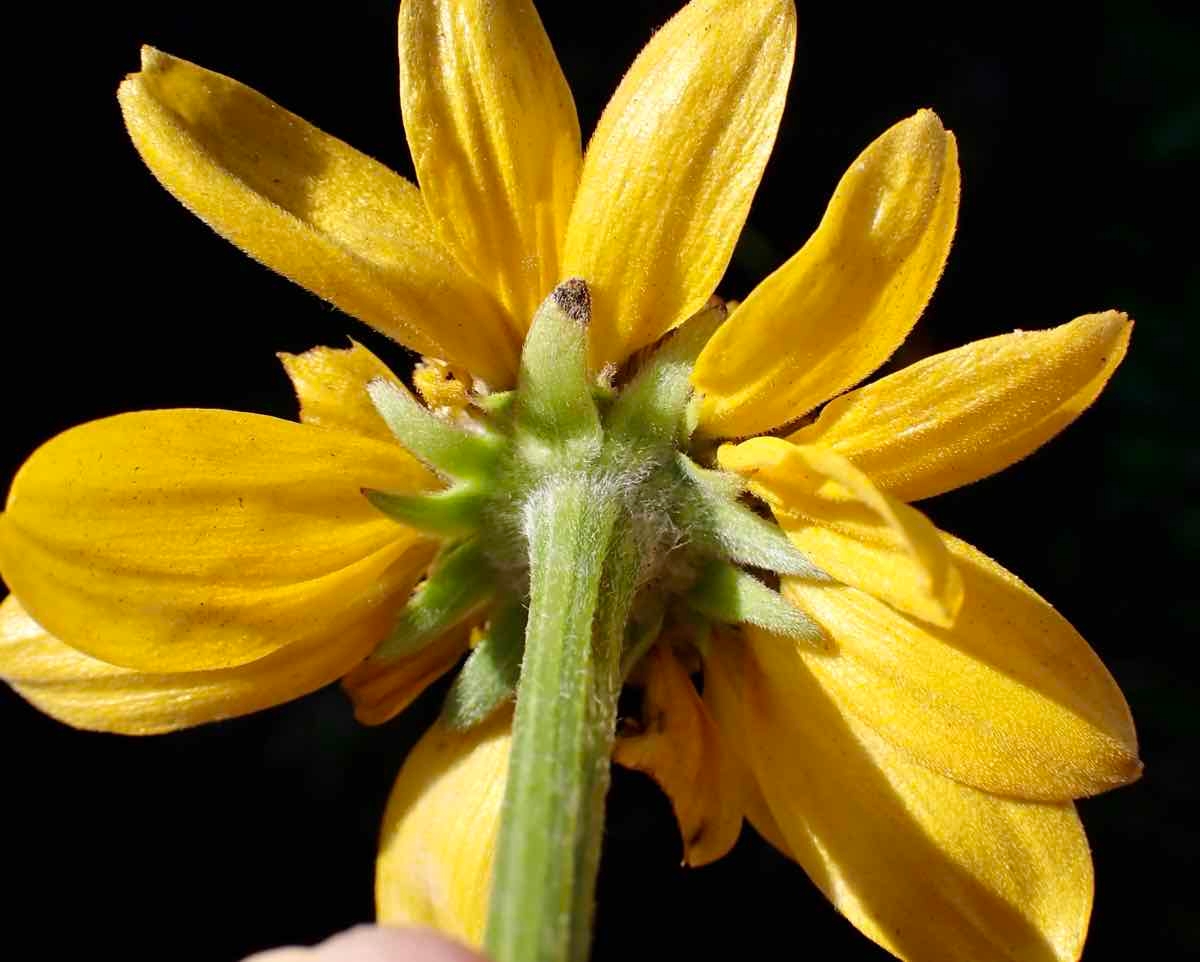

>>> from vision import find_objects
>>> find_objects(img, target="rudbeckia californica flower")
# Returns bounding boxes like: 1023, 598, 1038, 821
0, 2, 1140, 962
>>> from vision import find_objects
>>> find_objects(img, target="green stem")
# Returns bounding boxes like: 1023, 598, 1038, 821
484, 475, 633, 962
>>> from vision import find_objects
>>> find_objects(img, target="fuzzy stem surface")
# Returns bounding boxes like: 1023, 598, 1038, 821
484, 475, 631, 962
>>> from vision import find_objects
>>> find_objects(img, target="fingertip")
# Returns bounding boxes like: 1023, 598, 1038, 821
318, 925, 488, 962
242, 925, 488, 962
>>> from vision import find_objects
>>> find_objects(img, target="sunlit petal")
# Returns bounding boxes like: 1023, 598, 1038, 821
782, 531, 1140, 800
0, 544, 430, 734
720, 437, 963, 626
695, 110, 959, 436
399, 0, 581, 334
0, 411, 432, 673
562, 0, 796, 367
707, 636, 1094, 962
376, 712, 511, 947
119, 47, 519, 384
790, 311, 1133, 500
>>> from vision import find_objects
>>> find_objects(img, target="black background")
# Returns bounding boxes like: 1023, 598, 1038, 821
3, 1, 1197, 959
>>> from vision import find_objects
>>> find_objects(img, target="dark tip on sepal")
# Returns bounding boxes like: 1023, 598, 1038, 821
552, 277, 591, 325
514, 279, 602, 451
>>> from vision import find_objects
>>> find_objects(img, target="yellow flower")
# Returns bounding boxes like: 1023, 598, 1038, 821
0, 2, 1140, 961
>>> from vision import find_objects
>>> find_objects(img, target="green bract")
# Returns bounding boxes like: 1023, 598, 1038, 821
364, 279, 828, 712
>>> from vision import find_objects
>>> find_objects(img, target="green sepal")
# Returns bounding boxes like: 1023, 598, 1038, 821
363, 484, 487, 538
368, 377, 502, 480
514, 279, 602, 456
442, 599, 526, 730
677, 454, 828, 578
687, 560, 828, 648
372, 538, 495, 661
605, 300, 726, 446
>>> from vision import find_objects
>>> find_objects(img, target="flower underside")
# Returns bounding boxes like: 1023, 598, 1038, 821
0, 2, 1144, 961
367, 279, 825, 731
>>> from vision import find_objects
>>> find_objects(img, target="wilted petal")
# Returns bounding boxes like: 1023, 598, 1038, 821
399, 0, 581, 334
707, 636, 1094, 962
614, 644, 744, 866
694, 110, 959, 436
782, 531, 1140, 800
119, 47, 519, 385
376, 712, 511, 947
0, 411, 432, 673
720, 437, 963, 626
342, 624, 471, 726
562, 0, 796, 367
790, 312, 1133, 501
0, 543, 429, 734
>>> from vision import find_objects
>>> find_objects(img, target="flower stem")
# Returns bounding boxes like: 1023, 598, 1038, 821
484, 474, 633, 962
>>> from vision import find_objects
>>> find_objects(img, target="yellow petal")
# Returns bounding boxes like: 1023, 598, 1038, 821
782, 531, 1140, 800
739, 768, 791, 857
279, 339, 416, 445
376, 711, 511, 947
789, 311, 1133, 501
343, 624, 471, 727
707, 635, 1095, 962
561, 0, 796, 368
0, 543, 431, 734
0, 410, 432, 673
694, 110, 960, 436
399, 0, 581, 334
119, 47, 519, 385
720, 437, 963, 626
614, 644, 744, 866
697, 636, 787, 855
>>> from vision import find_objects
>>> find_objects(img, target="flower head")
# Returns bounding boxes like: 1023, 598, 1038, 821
0, 2, 1139, 961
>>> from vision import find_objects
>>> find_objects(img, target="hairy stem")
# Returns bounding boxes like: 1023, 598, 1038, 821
484, 475, 633, 962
